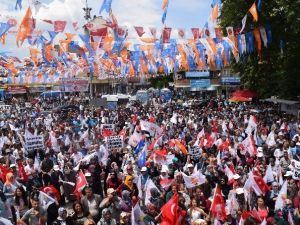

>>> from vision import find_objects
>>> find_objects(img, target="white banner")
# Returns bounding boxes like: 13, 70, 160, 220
106, 135, 123, 150
0, 105, 11, 111
140, 120, 160, 137
128, 132, 143, 147
292, 160, 300, 180
60, 78, 89, 92
25, 135, 44, 152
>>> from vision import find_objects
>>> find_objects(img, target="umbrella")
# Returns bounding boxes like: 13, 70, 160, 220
229, 96, 252, 102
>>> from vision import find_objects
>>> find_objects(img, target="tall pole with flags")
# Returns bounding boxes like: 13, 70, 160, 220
83, 0, 93, 98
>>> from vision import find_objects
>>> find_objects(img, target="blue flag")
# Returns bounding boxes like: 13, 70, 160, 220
15, 0, 22, 10
246, 32, 254, 54
137, 145, 147, 168
0, 23, 12, 38
47, 31, 58, 45
256, 0, 262, 12
162, 7, 168, 24
99, 0, 112, 15
135, 139, 145, 155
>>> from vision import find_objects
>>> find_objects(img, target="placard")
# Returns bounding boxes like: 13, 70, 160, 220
292, 160, 300, 180
100, 124, 115, 134
25, 135, 44, 152
106, 136, 123, 150
0, 105, 11, 111
60, 78, 89, 92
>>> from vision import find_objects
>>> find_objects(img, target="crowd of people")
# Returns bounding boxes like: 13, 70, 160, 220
0, 94, 299, 225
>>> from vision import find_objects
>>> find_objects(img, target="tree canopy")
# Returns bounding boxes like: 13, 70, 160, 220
220, 0, 300, 100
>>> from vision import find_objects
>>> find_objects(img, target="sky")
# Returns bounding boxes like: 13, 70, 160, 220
0, 0, 212, 58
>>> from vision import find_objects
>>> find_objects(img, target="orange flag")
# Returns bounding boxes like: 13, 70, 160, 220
29, 47, 41, 66
207, 38, 218, 55
0, 34, 6, 45
44, 44, 53, 63
249, 2, 258, 22
4, 62, 18, 75
162, 0, 169, 10
210, 4, 219, 21
16, 7, 35, 47
175, 139, 187, 155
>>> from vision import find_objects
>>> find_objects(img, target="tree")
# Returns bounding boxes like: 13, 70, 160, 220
220, 0, 300, 100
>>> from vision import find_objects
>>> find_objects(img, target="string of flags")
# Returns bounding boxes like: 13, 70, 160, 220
0, 0, 273, 83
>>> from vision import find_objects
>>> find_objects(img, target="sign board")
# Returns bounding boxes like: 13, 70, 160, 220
292, 160, 300, 180
29, 86, 46, 93
6, 85, 27, 94
190, 79, 211, 91
25, 102, 32, 108
60, 78, 89, 92
106, 135, 123, 150
0, 105, 11, 111
100, 124, 115, 134
221, 77, 241, 85
25, 135, 44, 152
186, 71, 210, 78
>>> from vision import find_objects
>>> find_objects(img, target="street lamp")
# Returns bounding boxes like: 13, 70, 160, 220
83, 0, 93, 98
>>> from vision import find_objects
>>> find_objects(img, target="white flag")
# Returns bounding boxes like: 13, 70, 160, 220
275, 180, 287, 210
240, 14, 248, 34
266, 131, 276, 147
182, 170, 206, 188
0, 217, 13, 225
131, 204, 146, 225
259, 27, 268, 47
39, 191, 56, 210
263, 164, 275, 183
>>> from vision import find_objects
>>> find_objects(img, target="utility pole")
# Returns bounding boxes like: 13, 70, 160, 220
83, 0, 93, 99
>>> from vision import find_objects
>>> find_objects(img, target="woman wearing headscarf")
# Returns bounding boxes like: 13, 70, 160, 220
120, 190, 132, 213
97, 208, 117, 225
117, 175, 138, 197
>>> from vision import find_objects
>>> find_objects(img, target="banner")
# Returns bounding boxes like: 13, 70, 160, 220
6, 85, 27, 94
106, 135, 123, 150
60, 78, 89, 92
140, 120, 159, 137
0, 105, 12, 110
292, 160, 300, 180
128, 132, 143, 147
100, 124, 115, 134
25, 135, 44, 152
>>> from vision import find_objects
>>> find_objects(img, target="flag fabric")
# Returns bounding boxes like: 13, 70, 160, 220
15, 0, 22, 10
54, 20, 67, 33
240, 15, 247, 34
174, 139, 187, 155
131, 203, 146, 225
249, 2, 258, 22
162, 0, 169, 10
162, 27, 172, 44
16, 7, 35, 47
210, 4, 219, 21
263, 164, 274, 183
134, 26, 145, 37
191, 28, 200, 39
39, 191, 56, 209
210, 185, 227, 221
177, 28, 185, 38
74, 170, 88, 196
0, 217, 13, 225
245, 115, 257, 134
0, 23, 13, 38
40, 185, 61, 202
162, 6, 168, 24
266, 131, 276, 147
137, 144, 147, 168
288, 211, 295, 225
42, 19, 53, 24
160, 178, 174, 190
135, 139, 145, 154
17, 161, 28, 182
72, 22, 79, 31
256, 0, 262, 12
244, 171, 269, 196
32, 0, 48, 15
182, 170, 206, 188
99, 0, 112, 15
149, 27, 157, 38
240, 135, 257, 156
137, 178, 160, 206
161, 193, 179, 225
275, 180, 287, 210
259, 27, 267, 47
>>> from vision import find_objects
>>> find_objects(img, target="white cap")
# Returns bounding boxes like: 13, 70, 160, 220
141, 167, 147, 172
53, 165, 60, 171
236, 188, 244, 195
257, 152, 264, 158
284, 171, 293, 177
233, 174, 240, 180
10, 164, 16, 168
85, 172, 91, 177
187, 163, 194, 168
107, 188, 115, 195
257, 147, 263, 152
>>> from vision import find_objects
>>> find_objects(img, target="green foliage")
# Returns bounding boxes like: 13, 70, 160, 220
220, 0, 300, 100
149, 74, 174, 88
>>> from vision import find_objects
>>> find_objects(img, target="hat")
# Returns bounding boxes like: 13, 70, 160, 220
85, 172, 91, 177
187, 163, 194, 168
233, 174, 240, 180
284, 171, 293, 177
257, 147, 263, 152
278, 132, 284, 136
236, 188, 244, 195
53, 165, 60, 171
107, 188, 115, 195
10, 164, 16, 168
257, 152, 264, 158
141, 167, 147, 172
161, 167, 168, 173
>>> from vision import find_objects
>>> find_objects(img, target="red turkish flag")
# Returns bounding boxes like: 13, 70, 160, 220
102, 129, 114, 137
191, 28, 200, 39
90, 28, 108, 37
134, 26, 145, 37
211, 185, 226, 221
17, 161, 28, 182
41, 185, 61, 202
74, 170, 88, 195
161, 193, 179, 225
253, 170, 270, 195
162, 27, 172, 43
54, 20, 67, 32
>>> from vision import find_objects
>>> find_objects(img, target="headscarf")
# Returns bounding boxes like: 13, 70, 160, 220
124, 175, 133, 190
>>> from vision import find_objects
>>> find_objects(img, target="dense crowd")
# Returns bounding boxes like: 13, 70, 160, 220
0, 95, 299, 225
